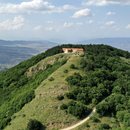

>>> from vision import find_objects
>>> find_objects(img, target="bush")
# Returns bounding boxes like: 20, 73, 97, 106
86, 123, 90, 127
92, 98, 98, 105
65, 92, 74, 99
64, 69, 68, 73
60, 103, 68, 110
98, 123, 110, 130
48, 77, 54, 81
26, 119, 42, 130
67, 102, 89, 118
22, 114, 26, 117
46, 64, 52, 69
90, 116, 100, 122
70, 64, 75, 69
56, 95, 64, 100
11, 115, 16, 120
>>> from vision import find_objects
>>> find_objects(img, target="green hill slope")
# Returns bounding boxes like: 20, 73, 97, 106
1, 44, 130, 130
4, 53, 84, 130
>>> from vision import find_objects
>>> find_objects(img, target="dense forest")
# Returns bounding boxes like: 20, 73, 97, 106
0, 44, 130, 129
59, 44, 130, 130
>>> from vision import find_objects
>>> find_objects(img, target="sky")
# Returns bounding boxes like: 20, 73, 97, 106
0, 0, 130, 42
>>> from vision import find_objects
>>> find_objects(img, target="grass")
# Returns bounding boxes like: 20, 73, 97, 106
4, 54, 85, 130
25, 53, 73, 76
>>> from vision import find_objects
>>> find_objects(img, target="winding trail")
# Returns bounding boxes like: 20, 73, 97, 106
60, 95, 113, 130
60, 108, 96, 130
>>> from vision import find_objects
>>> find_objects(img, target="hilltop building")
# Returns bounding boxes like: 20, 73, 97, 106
62, 48, 84, 54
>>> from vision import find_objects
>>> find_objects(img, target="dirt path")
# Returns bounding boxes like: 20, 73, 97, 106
60, 94, 113, 130
60, 108, 96, 130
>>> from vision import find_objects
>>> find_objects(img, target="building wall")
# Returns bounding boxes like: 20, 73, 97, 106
64, 49, 72, 53
63, 48, 83, 53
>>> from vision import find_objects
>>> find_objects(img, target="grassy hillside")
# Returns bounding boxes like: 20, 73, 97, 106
1, 44, 130, 130
4, 53, 84, 130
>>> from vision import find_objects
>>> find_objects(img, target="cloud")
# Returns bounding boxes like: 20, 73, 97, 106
45, 21, 53, 23
34, 25, 43, 30
77, 22, 83, 25
87, 20, 93, 24
0, 15, 25, 30
113, 26, 117, 28
71, 8, 93, 18
46, 27, 54, 31
106, 12, 115, 15
63, 5, 77, 10
82, 0, 130, 6
63, 22, 73, 27
82, 0, 108, 6
0, 0, 63, 14
106, 21, 115, 26
126, 24, 130, 29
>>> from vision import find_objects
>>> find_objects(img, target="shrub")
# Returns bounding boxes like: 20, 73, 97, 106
11, 115, 16, 120
67, 102, 89, 118
70, 64, 75, 69
86, 123, 90, 127
26, 119, 42, 130
48, 77, 54, 81
56, 95, 64, 100
60, 55, 64, 58
60, 104, 68, 110
65, 92, 74, 99
64, 69, 68, 73
22, 114, 26, 117
98, 123, 110, 130
46, 64, 52, 69
90, 116, 100, 122
92, 98, 98, 105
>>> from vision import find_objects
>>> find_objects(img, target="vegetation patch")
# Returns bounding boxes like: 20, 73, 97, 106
48, 77, 55, 81
60, 100, 90, 119
26, 119, 43, 130
56, 95, 64, 100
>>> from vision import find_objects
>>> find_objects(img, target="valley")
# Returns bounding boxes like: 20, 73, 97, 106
0, 40, 58, 72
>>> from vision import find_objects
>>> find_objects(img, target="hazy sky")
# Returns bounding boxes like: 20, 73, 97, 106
0, 0, 130, 42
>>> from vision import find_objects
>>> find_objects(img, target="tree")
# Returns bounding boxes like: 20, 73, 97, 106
98, 123, 111, 130
123, 113, 130, 127
26, 119, 42, 130
96, 101, 109, 116
70, 64, 75, 69
60, 103, 68, 110
56, 95, 64, 100
92, 98, 98, 105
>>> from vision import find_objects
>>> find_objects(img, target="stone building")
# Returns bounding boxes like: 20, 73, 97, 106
62, 48, 84, 54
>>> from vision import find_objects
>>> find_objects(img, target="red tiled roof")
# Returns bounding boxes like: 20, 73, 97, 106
62, 48, 83, 52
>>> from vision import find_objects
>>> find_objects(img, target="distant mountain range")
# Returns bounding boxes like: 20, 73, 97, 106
0, 40, 58, 53
77, 37, 130, 52
0, 40, 58, 71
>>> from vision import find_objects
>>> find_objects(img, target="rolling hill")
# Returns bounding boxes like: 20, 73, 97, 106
1, 44, 130, 130
0, 40, 58, 71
